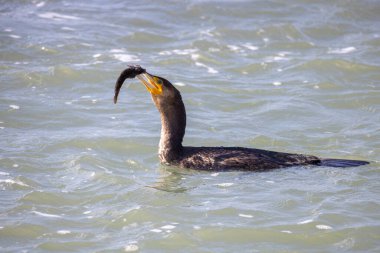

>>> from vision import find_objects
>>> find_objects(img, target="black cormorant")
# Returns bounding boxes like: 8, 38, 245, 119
114, 65, 368, 171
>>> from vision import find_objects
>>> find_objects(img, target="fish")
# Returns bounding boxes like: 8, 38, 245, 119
114, 65, 146, 104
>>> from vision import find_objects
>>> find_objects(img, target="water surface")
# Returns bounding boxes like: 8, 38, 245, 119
1, 0, 380, 252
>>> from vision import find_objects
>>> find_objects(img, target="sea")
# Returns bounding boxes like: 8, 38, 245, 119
1, 0, 379, 252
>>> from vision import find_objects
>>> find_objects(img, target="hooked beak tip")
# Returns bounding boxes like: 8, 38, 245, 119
137, 73, 162, 95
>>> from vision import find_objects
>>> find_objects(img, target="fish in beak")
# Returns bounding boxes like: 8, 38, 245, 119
113, 65, 162, 104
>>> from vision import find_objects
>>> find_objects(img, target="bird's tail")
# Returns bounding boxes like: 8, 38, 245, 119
319, 158, 369, 168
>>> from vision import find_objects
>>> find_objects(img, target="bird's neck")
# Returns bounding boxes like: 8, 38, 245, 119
158, 97, 186, 164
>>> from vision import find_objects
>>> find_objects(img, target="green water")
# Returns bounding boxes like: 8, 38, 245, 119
1, 0, 379, 252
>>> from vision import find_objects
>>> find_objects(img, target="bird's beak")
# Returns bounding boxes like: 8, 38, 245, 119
137, 73, 162, 95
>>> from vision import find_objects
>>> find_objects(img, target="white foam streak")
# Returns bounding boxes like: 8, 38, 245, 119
159, 48, 197, 56
38, 12, 81, 21
9, 35, 21, 39
57, 230, 71, 235
161, 225, 176, 230
36, 2, 46, 8
297, 219, 313, 224
328, 47, 356, 54
316, 224, 333, 230
0, 179, 29, 187
239, 213, 253, 218
124, 244, 139, 252
174, 82, 186, 87
242, 43, 259, 51
227, 45, 242, 52
61, 27, 76, 31
214, 182, 234, 187
110, 49, 125, 53
113, 54, 140, 62
195, 62, 218, 74
32, 211, 62, 218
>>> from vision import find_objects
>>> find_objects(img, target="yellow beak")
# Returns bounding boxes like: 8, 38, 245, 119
137, 73, 162, 95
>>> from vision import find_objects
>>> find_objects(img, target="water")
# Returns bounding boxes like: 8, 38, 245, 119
1, 0, 380, 252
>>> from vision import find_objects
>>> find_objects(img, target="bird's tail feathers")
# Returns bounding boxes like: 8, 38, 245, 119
320, 158, 369, 168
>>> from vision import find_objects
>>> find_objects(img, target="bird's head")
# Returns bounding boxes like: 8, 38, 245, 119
136, 72, 182, 110
114, 66, 184, 116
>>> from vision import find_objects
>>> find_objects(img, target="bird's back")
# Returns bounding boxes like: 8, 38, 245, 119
178, 146, 320, 171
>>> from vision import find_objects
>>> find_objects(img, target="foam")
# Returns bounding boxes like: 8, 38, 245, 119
161, 225, 176, 230
61, 27, 76, 31
238, 213, 253, 218
265, 56, 289, 62
200, 29, 214, 37
328, 47, 356, 54
214, 182, 234, 187
208, 47, 221, 52
0, 179, 29, 187
110, 49, 125, 53
57, 230, 71, 235
32, 211, 62, 218
316, 224, 332, 230
124, 244, 139, 252
36, 2, 46, 8
9, 104, 20, 110
38, 12, 81, 21
195, 62, 218, 74
113, 54, 140, 62
172, 49, 197, 55
159, 48, 197, 56
242, 43, 259, 51
9, 35, 21, 39
80, 43, 93, 47
191, 54, 200, 61
297, 219, 313, 224
227, 45, 242, 52
174, 82, 186, 87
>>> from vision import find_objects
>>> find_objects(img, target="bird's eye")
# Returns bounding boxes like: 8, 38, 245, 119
157, 79, 163, 85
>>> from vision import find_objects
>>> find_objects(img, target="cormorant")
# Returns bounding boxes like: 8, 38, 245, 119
114, 65, 368, 171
